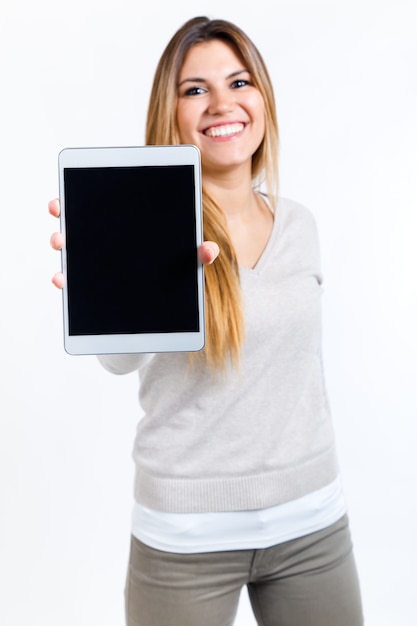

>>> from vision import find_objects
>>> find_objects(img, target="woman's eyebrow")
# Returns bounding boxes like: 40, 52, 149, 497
177, 69, 249, 88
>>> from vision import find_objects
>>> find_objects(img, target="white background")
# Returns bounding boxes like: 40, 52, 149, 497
1, 0, 416, 624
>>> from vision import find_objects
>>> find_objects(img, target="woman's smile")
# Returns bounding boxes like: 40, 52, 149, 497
203, 122, 245, 139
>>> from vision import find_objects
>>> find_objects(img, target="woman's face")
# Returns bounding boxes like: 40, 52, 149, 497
176, 39, 266, 177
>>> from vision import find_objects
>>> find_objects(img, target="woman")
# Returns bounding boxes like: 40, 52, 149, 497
50, 16, 363, 626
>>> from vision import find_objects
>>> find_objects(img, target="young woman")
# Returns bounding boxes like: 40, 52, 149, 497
49, 16, 363, 626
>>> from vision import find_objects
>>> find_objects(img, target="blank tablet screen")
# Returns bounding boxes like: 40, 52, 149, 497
64, 164, 199, 336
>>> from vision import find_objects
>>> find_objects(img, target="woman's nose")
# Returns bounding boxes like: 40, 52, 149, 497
207, 88, 235, 115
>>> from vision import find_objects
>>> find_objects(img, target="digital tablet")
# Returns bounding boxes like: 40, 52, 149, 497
58, 145, 205, 355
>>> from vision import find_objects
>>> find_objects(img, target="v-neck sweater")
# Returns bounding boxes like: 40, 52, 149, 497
98, 197, 339, 513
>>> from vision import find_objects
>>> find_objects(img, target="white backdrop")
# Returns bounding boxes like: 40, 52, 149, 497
1, 1, 416, 624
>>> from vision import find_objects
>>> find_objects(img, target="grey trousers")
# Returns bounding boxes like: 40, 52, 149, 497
125, 514, 363, 626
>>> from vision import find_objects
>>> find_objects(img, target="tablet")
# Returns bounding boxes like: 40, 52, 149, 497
58, 145, 205, 355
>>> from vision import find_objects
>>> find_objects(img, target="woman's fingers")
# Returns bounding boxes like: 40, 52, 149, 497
51, 272, 65, 289
48, 198, 60, 218
50, 232, 64, 251
49, 199, 63, 288
198, 241, 219, 265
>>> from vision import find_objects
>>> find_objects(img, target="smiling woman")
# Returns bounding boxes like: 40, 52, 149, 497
49, 15, 364, 626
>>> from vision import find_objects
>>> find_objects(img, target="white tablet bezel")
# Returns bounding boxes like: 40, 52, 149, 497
58, 145, 205, 355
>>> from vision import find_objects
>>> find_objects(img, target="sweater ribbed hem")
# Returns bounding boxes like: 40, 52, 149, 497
134, 446, 339, 513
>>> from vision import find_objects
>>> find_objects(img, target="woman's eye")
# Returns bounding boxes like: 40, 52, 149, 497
231, 79, 250, 88
184, 86, 206, 96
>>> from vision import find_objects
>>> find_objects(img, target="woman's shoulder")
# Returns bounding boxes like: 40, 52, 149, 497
275, 196, 319, 240
273, 197, 322, 273
277, 196, 317, 224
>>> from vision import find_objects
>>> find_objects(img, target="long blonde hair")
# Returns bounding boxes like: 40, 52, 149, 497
146, 16, 279, 369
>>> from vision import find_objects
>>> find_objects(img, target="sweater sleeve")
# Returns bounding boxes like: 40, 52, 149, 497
97, 353, 153, 375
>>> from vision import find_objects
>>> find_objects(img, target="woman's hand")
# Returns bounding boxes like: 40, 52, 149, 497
48, 198, 219, 289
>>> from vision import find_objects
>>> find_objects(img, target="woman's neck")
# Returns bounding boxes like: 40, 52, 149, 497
203, 168, 257, 221
203, 170, 274, 269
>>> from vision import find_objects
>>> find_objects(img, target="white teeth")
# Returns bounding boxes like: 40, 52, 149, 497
204, 123, 244, 137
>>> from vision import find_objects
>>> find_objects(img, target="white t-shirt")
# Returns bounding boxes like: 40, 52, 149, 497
131, 475, 346, 554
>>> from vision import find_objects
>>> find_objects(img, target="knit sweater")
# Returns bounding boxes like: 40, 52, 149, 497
98, 197, 339, 513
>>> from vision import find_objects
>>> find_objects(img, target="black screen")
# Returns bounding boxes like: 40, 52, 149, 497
63, 165, 199, 335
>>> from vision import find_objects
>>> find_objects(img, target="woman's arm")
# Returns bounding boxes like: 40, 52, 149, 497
97, 353, 153, 375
